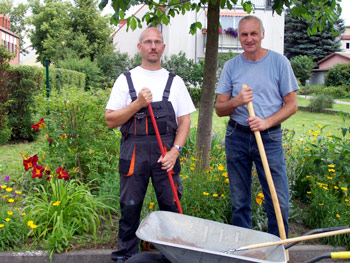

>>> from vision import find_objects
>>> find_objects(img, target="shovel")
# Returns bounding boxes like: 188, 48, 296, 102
148, 104, 183, 214
242, 84, 287, 240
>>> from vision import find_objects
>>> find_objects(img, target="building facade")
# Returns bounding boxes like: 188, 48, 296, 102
0, 14, 20, 65
111, 1, 285, 62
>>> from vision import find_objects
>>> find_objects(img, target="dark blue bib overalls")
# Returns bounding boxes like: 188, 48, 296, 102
111, 72, 182, 261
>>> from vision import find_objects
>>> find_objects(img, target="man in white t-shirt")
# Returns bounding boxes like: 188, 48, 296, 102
105, 27, 196, 263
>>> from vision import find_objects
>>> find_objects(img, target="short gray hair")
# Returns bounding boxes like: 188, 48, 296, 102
238, 15, 265, 36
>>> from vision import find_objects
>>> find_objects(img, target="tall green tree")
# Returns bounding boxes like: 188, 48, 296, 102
100, 0, 343, 169
284, 10, 345, 62
0, 0, 29, 54
28, 0, 114, 65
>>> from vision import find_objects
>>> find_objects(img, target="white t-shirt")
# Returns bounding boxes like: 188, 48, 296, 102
106, 66, 196, 120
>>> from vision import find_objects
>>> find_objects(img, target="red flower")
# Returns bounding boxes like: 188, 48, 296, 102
219, 28, 222, 34
56, 167, 70, 180
23, 155, 38, 171
32, 164, 45, 179
31, 118, 45, 132
46, 134, 53, 145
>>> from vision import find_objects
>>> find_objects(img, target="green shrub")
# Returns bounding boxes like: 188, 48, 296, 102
6, 66, 43, 141
308, 94, 334, 110
290, 55, 315, 86
325, 63, 350, 86
162, 52, 204, 88
41, 66, 86, 93
56, 57, 102, 90
96, 51, 133, 86
33, 86, 119, 184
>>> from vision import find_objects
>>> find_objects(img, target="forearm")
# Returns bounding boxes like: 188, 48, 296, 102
265, 93, 298, 128
215, 97, 241, 117
105, 100, 143, 129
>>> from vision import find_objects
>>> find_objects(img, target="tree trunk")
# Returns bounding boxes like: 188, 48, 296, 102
196, 0, 220, 170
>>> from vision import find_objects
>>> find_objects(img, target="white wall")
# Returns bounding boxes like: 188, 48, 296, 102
111, 5, 285, 61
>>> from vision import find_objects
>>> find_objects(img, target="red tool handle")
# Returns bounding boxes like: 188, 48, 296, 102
147, 104, 183, 214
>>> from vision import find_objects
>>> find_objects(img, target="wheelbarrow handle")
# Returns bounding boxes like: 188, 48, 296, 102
305, 251, 350, 263
147, 104, 183, 214
232, 227, 350, 252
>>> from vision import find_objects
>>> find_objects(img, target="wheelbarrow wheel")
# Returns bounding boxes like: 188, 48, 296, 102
125, 252, 171, 263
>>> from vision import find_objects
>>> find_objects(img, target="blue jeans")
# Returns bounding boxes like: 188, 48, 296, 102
225, 124, 289, 237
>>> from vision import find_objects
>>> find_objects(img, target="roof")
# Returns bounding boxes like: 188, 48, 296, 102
341, 35, 350, 40
317, 52, 350, 65
0, 26, 20, 38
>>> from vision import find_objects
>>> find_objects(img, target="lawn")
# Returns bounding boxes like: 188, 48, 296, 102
1, 99, 349, 177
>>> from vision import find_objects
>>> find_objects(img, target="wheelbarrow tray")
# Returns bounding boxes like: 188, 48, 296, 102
136, 211, 287, 263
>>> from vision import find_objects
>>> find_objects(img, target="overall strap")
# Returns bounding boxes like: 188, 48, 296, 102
162, 73, 176, 101
123, 72, 137, 101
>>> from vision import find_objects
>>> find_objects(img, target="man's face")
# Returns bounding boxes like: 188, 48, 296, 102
238, 19, 264, 55
138, 28, 165, 63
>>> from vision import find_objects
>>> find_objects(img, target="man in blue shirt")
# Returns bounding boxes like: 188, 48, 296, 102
215, 15, 299, 237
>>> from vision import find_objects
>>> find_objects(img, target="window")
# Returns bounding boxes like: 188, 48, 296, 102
347, 43, 350, 49
220, 16, 243, 30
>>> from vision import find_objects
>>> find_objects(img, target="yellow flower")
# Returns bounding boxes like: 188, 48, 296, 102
194, 122, 198, 126
190, 167, 194, 171
218, 164, 224, 171
326, 133, 332, 137
191, 157, 198, 161
27, 221, 37, 229
21, 212, 26, 216
327, 176, 332, 180
1, 185, 6, 189
222, 172, 228, 177
341, 187, 348, 191
225, 178, 229, 184
221, 194, 226, 198
328, 169, 335, 173
52, 201, 61, 206
148, 202, 155, 210
0, 224, 4, 228
328, 164, 335, 168
8, 198, 14, 203
7, 211, 13, 215
212, 193, 218, 197
319, 203, 324, 206
336, 214, 340, 218
5, 218, 10, 222
305, 148, 310, 152
256, 193, 264, 206
15, 191, 21, 195
217, 146, 221, 150
203, 192, 209, 196
307, 191, 311, 194
334, 186, 339, 190
5, 187, 12, 192
215, 177, 219, 181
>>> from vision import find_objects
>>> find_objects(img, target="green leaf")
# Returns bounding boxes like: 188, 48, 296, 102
98, 0, 108, 10
130, 16, 137, 30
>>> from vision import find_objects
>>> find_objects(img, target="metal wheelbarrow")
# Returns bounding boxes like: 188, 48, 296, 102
133, 211, 287, 263
126, 211, 350, 263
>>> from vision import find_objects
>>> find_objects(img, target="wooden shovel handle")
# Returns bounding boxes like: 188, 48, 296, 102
242, 228, 350, 250
242, 84, 287, 241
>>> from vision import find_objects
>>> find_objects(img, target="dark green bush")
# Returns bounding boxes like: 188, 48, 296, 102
56, 57, 101, 90
325, 63, 350, 86
6, 66, 43, 141
290, 55, 315, 86
0, 46, 14, 145
309, 94, 334, 110
41, 66, 86, 94
162, 52, 204, 88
